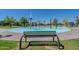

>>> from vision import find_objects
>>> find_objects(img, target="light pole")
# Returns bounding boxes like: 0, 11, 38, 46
29, 18, 32, 29
50, 19, 52, 28
29, 9, 32, 29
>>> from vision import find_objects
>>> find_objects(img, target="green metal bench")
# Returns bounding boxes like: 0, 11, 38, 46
19, 31, 64, 49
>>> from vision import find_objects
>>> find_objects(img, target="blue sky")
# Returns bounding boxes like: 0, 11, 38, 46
0, 9, 79, 23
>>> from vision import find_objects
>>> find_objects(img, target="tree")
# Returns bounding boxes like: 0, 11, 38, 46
0, 20, 5, 26
10, 17, 16, 26
76, 16, 79, 27
62, 18, 69, 27
19, 17, 28, 27
3, 16, 15, 27
15, 21, 20, 26
51, 18, 58, 28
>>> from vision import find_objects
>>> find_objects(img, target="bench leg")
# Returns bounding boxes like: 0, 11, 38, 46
19, 35, 24, 49
56, 35, 60, 48
57, 36, 60, 47
25, 36, 27, 42
56, 35, 64, 49
53, 36, 55, 42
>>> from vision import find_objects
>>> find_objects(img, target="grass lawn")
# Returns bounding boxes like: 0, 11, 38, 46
0, 40, 18, 50
0, 38, 79, 50
0, 26, 20, 29
61, 39, 79, 50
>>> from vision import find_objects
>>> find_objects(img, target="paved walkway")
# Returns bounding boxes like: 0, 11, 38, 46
0, 27, 79, 41
58, 27, 79, 40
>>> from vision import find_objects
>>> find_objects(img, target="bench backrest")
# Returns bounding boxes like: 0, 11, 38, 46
23, 31, 56, 36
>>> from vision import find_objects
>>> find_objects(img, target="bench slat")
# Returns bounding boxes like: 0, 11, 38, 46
24, 31, 56, 36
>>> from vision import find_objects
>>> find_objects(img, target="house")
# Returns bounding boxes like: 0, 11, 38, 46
68, 22, 76, 27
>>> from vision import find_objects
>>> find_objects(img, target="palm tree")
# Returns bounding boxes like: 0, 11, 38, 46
51, 18, 58, 28
0, 20, 5, 26
19, 17, 28, 27
15, 21, 20, 26
10, 17, 16, 26
76, 16, 79, 27
62, 18, 69, 27
4, 16, 15, 27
